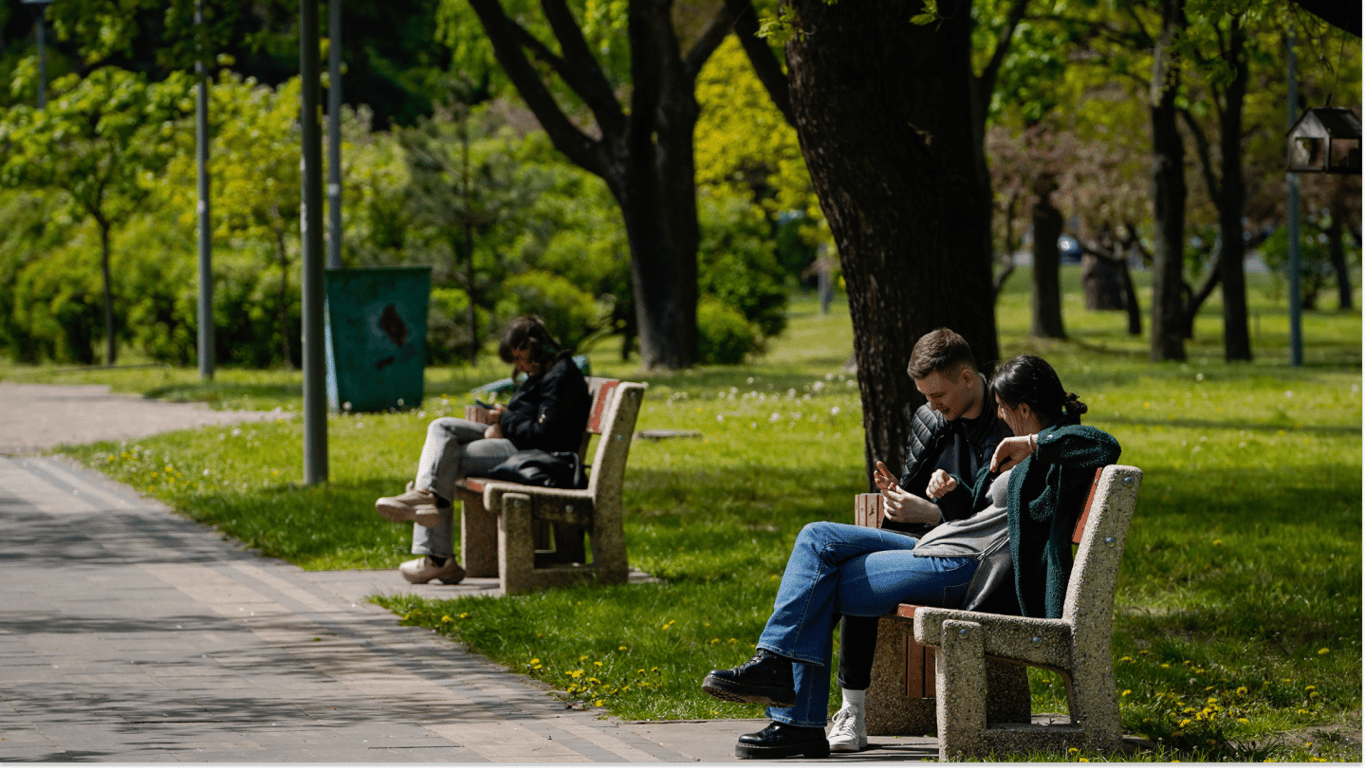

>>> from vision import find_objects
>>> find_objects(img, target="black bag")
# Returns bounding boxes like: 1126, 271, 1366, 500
485, 449, 588, 489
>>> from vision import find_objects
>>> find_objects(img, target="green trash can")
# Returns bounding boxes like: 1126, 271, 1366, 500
324, 267, 431, 412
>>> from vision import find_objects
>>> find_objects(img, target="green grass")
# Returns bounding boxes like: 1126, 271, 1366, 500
31, 265, 1362, 761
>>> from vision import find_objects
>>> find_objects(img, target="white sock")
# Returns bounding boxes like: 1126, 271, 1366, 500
841, 688, 865, 715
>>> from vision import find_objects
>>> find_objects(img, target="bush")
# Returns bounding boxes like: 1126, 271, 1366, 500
499, 270, 602, 352
698, 194, 789, 339
696, 297, 759, 364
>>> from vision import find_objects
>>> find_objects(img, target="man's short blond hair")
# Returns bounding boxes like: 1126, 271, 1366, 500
906, 328, 977, 380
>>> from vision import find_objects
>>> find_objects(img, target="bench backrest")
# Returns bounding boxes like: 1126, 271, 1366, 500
1061, 464, 1142, 626
583, 380, 646, 498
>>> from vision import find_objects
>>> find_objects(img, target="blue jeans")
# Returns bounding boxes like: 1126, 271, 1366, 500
755, 522, 978, 728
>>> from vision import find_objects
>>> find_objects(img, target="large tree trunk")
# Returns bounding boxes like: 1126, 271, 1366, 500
1149, 0, 1188, 361
1218, 16, 1252, 361
618, 0, 698, 369
1031, 177, 1066, 339
786, 0, 999, 484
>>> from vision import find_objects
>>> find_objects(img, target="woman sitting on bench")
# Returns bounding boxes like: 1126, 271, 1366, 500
700, 354, 1121, 759
374, 316, 589, 585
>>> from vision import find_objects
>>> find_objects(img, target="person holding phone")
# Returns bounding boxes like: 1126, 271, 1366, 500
699, 355, 1120, 759
373, 316, 590, 585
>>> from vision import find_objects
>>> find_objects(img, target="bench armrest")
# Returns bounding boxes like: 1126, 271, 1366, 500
913, 606, 1072, 668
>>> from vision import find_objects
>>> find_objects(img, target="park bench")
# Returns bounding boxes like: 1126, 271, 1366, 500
853, 463, 1143, 760
455, 377, 647, 594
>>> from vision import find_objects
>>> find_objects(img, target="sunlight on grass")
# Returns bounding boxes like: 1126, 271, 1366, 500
48, 266, 1361, 761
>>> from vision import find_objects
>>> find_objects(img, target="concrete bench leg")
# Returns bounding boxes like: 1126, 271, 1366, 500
458, 492, 499, 578
868, 617, 1031, 737
867, 617, 937, 736
497, 492, 537, 594
936, 619, 988, 760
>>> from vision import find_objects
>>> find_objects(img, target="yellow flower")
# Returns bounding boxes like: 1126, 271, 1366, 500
594, 661, 603, 667
618, 645, 627, 651
1317, 648, 1330, 655
1121, 690, 1131, 696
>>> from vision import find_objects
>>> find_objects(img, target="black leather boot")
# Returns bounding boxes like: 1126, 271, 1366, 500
701, 649, 797, 708
735, 721, 830, 759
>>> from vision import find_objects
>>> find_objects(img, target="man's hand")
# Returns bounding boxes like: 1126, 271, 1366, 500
990, 435, 1034, 473
926, 469, 957, 500
874, 461, 940, 524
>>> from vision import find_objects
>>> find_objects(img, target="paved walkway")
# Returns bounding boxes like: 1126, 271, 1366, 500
0, 384, 939, 762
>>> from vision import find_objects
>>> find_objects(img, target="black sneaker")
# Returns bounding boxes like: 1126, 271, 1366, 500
736, 720, 830, 759
701, 649, 797, 708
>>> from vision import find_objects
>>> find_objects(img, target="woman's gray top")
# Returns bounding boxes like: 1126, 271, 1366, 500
911, 467, 1013, 559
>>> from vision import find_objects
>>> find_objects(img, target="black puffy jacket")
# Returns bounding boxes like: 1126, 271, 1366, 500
893, 374, 1012, 535
499, 351, 590, 453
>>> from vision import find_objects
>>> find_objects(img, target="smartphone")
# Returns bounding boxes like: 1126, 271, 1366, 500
475, 399, 494, 409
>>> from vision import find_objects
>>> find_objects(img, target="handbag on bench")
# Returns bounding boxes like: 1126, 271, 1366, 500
484, 449, 588, 489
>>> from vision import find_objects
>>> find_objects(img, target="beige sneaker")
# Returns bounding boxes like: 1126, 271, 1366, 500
375, 485, 442, 527
399, 556, 466, 585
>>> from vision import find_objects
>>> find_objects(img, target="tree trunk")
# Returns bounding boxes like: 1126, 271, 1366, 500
786, 0, 999, 484
1031, 178, 1066, 339
276, 230, 293, 368
1329, 179, 1353, 310
1082, 254, 1126, 310
1149, 0, 1188, 361
619, 0, 698, 369
465, 0, 701, 370
1218, 17, 1251, 361
100, 220, 116, 365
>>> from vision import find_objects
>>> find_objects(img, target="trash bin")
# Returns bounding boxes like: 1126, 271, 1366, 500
324, 267, 431, 413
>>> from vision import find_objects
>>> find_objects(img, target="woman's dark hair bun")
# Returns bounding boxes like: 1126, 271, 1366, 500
1063, 392, 1088, 416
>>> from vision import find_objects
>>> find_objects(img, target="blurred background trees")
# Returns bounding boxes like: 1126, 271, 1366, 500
0, 0, 1357, 374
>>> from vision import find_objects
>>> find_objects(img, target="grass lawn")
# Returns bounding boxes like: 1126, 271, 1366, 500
20, 265, 1361, 761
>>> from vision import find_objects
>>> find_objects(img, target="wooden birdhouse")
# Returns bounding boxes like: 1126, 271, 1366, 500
1287, 107, 1361, 174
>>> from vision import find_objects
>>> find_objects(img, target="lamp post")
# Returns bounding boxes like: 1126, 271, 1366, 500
22, 0, 54, 109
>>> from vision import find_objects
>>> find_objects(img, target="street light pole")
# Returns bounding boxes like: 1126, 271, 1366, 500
22, 0, 54, 110
196, 0, 214, 382
326, 0, 343, 271
301, 0, 329, 484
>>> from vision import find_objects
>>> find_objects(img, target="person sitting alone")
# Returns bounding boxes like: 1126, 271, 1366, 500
373, 316, 589, 584
699, 354, 1121, 759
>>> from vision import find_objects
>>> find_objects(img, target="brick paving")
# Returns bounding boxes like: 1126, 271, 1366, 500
0, 383, 938, 762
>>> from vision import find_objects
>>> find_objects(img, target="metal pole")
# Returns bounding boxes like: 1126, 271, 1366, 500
1286, 24, 1303, 367
196, 0, 214, 381
326, 0, 343, 270
301, 0, 329, 484
27, 0, 50, 110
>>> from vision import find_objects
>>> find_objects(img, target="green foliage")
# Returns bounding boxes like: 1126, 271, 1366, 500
697, 194, 788, 339
499, 270, 601, 352
695, 297, 759, 364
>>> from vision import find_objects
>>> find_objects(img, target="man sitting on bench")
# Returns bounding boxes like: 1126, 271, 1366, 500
832, 328, 1011, 751
700, 354, 1120, 760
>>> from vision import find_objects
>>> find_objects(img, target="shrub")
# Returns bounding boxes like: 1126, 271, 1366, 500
696, 297, 759, 364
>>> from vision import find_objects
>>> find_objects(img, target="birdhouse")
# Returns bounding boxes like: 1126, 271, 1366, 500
1286, 107, 1361, 174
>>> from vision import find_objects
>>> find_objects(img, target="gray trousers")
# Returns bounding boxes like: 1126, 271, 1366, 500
411, 417, 516, 559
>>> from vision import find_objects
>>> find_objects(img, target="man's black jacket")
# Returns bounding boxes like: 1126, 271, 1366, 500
890, 374, 1013, 536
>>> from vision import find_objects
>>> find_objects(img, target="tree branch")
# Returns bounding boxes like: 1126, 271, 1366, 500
724, 0, 794, 126
466, 0, 607, 177
683, 4, 736, 82
1179, 107, 1222, 208
539, 0, 625, 131
978, 0, 1031, 103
